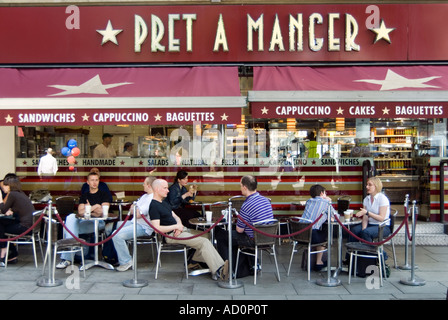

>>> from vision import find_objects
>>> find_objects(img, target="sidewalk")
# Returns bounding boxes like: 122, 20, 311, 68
0, 240, 447, 301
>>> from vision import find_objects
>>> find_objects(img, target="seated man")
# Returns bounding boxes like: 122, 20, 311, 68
111, 176, 155, 272
81, 167, 112, 203
149, 179, 228, 281
57, 171, 110, 269
301, 184, 338, 271
215, 175, 273, 275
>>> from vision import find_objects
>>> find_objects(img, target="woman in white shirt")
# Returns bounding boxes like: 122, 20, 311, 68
350, 177, 391, 243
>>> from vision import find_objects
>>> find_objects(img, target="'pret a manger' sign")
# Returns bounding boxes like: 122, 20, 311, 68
0, 4, 446, 63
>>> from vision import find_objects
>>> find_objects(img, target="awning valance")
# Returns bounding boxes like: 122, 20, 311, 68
249, 66, 448, 119
0, 67, 246, 126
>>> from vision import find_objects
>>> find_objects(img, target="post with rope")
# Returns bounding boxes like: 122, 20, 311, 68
398, 194, 413, 271
37, 200, 63, 287
123, 202, 148, 288
400, 200, 426, 286
316, 205, 341, 287
218, 198, 243, 289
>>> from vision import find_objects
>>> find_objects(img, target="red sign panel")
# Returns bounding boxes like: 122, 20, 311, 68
0, 4, 446, 63
0, 108, 241, 126
251, 102, 448, 119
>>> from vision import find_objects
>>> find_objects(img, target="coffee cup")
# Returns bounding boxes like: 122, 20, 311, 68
205, 211, 212, 222
102, 205, 110, 218
344, 209, 354, 221
84, 205, 91, 219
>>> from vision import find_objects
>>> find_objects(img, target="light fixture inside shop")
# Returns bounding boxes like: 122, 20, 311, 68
336, 118, 345, 131
287, 118, 296, 130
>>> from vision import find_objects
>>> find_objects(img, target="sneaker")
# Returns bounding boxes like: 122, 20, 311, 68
212, 260, 229, 281
116, 261, 133, 272
56, 260, 72, 269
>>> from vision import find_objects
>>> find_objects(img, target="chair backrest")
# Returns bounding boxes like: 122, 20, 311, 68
390, 208, 398, 232
229, 196, 246, 213
209, 201, 228, 219
288, 218, 312, 244
377, 219, 391, 242
56, 196, 77, 216
32, 210, 45, 236
253, 219, 278, 247
337, 196, 351, 216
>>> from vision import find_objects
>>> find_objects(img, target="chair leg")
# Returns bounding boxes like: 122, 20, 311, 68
254, 247, 258, 285
5, 241, 10, 269
307, 244, 311, 281
235, 248, 241, 279
183, 247, 189, 279
287, 241, 297, 276
377, 250, 383, 287
348, 252, 354, 284
391, 239, 397, 268
272, 245, 281, 282
80, 246, 86, 278
155, 243, 162, 279
32, 237, 38, 268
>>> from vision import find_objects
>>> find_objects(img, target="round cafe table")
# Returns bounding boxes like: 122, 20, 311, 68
77, 215, 118, 271
331, 217, 362, 278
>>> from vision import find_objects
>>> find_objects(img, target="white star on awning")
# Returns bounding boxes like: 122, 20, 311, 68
48, 74, 132, 96
354, 69, 441, 91
96, 20, 122, 45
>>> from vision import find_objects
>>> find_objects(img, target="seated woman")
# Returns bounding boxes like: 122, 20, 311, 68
350, 176, 391, 243
165, 170, 201, 228
0, 176, 35, 266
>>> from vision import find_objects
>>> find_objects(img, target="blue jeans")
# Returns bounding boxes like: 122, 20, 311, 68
61, 213, 105, 261
349, 223, 391, 243
112, 221, 148, 265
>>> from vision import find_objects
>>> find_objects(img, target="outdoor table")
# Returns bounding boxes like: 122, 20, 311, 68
78, 215, 118, 271
111, 200, 132, 220
332, 217, 362, 277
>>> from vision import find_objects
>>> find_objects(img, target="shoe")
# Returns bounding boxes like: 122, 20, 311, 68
56, 260, 72, 269
116, 261, 133, 272
0, 257, 5, 267
212, 260, 229, 281
314, 261, 327, 272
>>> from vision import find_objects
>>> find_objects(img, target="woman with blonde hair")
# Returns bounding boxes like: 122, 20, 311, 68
350, 176, 391, 243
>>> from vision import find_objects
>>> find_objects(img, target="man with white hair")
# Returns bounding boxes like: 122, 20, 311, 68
37, 148, 58, 176
149, 179, 228, 281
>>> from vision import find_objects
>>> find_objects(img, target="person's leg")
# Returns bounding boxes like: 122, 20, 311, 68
112, 221, 134, 266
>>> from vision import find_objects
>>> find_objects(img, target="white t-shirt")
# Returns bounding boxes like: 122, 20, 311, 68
136, 193, 154, 235
363, 192, 390, 226
37, 153, 58, 175
93, 144, 116, 158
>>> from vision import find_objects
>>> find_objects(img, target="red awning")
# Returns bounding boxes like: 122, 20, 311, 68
0, 67, 246, 126
249, 66, 448, 119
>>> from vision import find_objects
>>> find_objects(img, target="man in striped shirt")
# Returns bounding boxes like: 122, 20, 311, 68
216, 175, 273, 275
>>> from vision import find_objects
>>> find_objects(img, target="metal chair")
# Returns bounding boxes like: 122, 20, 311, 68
228, 195, 246, 214
287, 217, 328, 281
235, 219, 281, 285
42, 216, 86, 278
346, 219, 390, 286
126, 232, 158, 262
386, 209, 398, 268
154, 233, 189, 279
5, 210, 45, 268
208, 201, 229, 220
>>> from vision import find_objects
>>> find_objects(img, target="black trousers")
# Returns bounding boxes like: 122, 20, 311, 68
0, 219, 28, 250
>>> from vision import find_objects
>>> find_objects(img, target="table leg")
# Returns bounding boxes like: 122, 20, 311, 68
332, 223, 343, 278
80, 219, 114, 271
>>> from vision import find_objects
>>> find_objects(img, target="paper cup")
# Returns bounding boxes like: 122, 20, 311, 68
102, 205, 110, 218
344, 210, 351, 221
84, 205, 91, 219
205, 211, 212, 222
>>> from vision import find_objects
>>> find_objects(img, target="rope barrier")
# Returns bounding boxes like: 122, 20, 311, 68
140, 214, 225, 240
0, 213, 45, 242
236, 213, 324, 238
55, 213, 131, 247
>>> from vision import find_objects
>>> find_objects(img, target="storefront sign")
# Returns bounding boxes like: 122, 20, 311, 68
0, 4, 446, 63
1, 108, 241, 126
251, 102, 448, 119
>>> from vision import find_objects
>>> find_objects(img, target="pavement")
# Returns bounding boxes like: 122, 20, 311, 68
0, 235, 447, 304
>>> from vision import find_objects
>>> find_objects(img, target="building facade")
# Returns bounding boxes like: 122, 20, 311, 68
1, 1, 448, 222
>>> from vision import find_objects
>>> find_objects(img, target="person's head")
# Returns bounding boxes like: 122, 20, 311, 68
2, 176, 22, 193
0, 173, 17, 193
86, 172, 100, 191
174, 170, 189, 186
90, 167, 100, 176
240, 175, 257, 196
123, 142, 134, 152
152, 179, 169, 200
143, 176, 156, 194
366, 177, 383, 195
309, 184, 326, 198
102, 133, 113, 145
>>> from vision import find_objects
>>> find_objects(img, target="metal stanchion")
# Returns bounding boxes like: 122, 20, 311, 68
123, 202, 148, 288
399, 194, 413, 271
400, 200, 425, 286
218, 199, 243, 289
316, 206, 341, 287
37, 201, 63, 287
